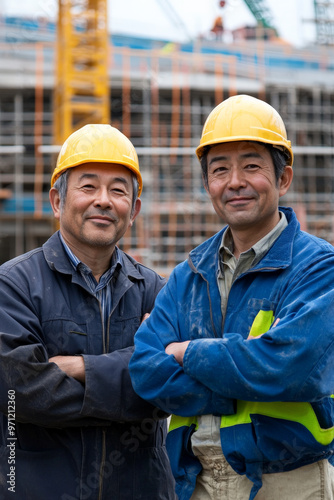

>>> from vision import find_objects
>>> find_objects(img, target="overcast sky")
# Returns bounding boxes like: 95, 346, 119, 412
2, 0, 316, 47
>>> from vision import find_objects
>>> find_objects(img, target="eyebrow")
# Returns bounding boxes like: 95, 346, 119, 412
78, 173, 130, 187
208, 151, 263, 165
78, 173, 98, 181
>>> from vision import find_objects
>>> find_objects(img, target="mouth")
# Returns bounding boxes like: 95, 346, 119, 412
226, 197, 253, 207
86, 215, 117, 225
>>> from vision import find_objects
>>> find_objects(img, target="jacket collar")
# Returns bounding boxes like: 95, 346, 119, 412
188, 206, 299, 279
43, 231, 145, 283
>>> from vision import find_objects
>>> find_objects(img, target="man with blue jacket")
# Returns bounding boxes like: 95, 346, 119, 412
0, 124, 175, 499
129, 95, 334, 500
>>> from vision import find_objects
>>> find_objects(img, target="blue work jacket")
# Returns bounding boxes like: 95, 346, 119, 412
0, 231, 175, 500
130, 207, 334, 500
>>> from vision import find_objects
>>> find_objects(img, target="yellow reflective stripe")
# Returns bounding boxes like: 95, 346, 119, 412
168, 414, 198, 432
248, 309, 275, 338
221, 400, 334, 446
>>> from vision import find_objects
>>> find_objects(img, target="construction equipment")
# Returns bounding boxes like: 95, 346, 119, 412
243, 0, 278, 34
312, 0, 334, 45
217, 0, 278, 39
53, 0, 110, 147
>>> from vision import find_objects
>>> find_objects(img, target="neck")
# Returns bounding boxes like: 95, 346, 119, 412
230, 214, 280, 259
62, 236, 115, 282
80, 251, 114, 282
230, 231, 258, 259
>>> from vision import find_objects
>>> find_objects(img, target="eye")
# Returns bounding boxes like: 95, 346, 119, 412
211, 165, 228, 175
112, 187, 127, 195
110, 182, 131, 195
245, 163, 260, 170
81, 183, 96, 190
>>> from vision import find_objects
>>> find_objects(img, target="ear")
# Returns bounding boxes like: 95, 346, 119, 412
278, 165, 293, 197
129, 198, 141, 227
202, 174, 210, 196
49, 187, 61, 220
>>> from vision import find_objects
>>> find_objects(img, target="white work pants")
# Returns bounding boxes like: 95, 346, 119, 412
190, 454, 334, 500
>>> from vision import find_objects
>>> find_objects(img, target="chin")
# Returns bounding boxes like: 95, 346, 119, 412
226, 216, 256, 229
81, 234, 115, 247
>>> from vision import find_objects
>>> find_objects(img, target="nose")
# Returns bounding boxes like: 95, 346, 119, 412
94, 187, 112, 208
227, 166, 247, 190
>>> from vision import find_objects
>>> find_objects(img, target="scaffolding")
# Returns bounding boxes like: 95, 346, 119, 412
0, 17, 334, 275
313, 0, 334, 45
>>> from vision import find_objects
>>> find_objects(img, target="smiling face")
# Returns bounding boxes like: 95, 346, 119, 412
205, 141, 293, 241
49, 162, 141, 258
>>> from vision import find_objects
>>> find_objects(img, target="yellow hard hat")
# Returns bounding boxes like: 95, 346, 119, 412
51, 124, 143, 196
196, 94, 293, 166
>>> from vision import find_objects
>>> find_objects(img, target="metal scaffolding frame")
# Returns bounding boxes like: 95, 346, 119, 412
0, 19, 334, 274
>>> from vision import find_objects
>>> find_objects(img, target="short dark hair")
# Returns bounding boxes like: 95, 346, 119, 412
53, 168, 139, 216
200, 141, 291, 188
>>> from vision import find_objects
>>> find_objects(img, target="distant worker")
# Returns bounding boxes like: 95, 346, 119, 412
0, 124, 175, 499
211, 15, 224, 40
130, 95, 334, 500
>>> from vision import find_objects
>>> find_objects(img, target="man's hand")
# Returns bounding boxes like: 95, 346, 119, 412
49, 355, 85, 383
165, 341, 191, 366
141, 313, 150, 323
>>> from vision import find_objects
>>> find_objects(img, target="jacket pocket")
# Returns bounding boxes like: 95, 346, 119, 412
0, 445, 79, 500
42, 319, 88, 356
247, 298, 277, 337
251, 412, 333, 473
108, 315, 141, 351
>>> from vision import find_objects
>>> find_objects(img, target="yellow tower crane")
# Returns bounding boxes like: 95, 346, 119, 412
53, 0, 110, 146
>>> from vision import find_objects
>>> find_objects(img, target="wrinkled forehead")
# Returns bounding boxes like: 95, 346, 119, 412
69, 161, 133, 179
207, 140, 272, 160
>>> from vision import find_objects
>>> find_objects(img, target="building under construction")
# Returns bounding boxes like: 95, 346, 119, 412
0, 1, 334, 276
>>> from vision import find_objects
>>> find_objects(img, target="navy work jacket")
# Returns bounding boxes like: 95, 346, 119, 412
0, 231, 175, 500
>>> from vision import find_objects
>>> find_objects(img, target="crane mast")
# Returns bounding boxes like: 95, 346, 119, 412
54, 0, 110, 146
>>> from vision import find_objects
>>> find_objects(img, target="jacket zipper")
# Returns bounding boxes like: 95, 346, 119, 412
96, 278, 134, 499
188, 258, 219, 338
98, 301, 106, 500
98, 429, 107, 500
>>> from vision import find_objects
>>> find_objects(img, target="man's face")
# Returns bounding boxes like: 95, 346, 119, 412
51, 162, 140, 254
206, 141, 291, 236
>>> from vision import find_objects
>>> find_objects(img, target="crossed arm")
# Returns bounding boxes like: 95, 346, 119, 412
49, 313, 151, 383
164, 324, 272, 366
165, 341, 190, 366
49, 355, 86, 382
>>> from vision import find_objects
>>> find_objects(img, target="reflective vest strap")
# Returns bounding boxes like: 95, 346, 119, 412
248, 309, 275, 338
168, 414, 198, 433
221, 400, 334, 446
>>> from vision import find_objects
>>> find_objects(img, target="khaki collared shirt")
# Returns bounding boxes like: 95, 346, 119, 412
191, 212, 288, 457
218, 212, 288, 316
